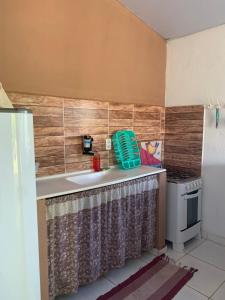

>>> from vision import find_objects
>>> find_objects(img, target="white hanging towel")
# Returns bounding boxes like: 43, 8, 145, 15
0, 82, 13, 108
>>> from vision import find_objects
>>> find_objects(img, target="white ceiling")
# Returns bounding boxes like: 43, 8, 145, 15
119, 0, 225, 39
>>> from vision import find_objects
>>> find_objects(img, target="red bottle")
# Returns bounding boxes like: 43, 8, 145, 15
93, 153, 101, 172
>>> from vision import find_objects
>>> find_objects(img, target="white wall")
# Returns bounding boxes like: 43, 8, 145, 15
166, 24, 225, 241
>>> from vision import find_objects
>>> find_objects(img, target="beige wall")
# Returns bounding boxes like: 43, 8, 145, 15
0, 0, 166, 105
166, 24, 225, 241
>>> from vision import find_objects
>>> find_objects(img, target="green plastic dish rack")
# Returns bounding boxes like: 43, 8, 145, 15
112, 130, 141, 169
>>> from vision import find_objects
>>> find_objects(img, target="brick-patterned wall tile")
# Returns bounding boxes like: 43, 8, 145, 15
134, 105, 163, 140
8, 92, 166, 176
64, 99, 109, 173
9, 93, 65, 176
134, 104, 164, 165
109, 103, 134, 137
164, 106, 204, 176
109, 103, 134, 165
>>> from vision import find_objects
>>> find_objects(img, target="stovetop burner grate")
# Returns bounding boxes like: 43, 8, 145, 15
167, 169, 199, 183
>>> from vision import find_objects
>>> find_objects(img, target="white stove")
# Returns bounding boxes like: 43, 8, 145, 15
166, 170, 202, 252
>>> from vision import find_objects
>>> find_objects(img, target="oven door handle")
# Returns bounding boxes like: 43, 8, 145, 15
184, 191, 201, 200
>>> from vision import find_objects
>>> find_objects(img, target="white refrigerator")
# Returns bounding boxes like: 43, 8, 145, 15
0, 108, 41, 300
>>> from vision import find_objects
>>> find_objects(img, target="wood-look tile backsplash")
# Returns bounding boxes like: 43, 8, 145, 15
164, 105, 204, 176
8, 93, 165, 177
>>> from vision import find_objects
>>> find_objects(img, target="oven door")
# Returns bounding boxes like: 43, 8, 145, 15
181, 189, 202, 231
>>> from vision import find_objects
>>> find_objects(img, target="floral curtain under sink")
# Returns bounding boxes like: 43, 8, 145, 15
46, 175, 158, 300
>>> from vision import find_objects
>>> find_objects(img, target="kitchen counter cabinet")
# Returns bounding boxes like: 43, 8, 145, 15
37, 169, 166, 300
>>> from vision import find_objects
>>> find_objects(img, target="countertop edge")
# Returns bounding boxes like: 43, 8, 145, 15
36, 168, 166, 200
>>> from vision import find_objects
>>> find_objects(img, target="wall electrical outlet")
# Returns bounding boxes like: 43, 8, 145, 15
105, 138, 112, 150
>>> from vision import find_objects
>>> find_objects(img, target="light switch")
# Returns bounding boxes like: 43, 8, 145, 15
106, 138, 112, 150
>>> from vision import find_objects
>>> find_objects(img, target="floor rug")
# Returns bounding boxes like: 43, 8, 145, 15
97, 254, 197, 300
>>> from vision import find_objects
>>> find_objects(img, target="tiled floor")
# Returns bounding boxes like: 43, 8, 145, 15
58, 238, 225, 300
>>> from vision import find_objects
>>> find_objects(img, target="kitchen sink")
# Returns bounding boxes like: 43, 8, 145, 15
66, 169, 125, 186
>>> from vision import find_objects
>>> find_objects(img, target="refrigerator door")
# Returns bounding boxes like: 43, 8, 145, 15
0, 109, 41, 300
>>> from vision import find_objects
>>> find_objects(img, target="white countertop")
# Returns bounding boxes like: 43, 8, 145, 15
36, 165, 166, 200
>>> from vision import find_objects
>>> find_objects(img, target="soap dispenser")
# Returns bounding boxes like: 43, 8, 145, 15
82, 135, 94, 155
93, 153, 101, 172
